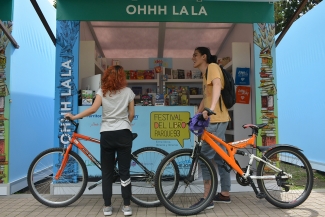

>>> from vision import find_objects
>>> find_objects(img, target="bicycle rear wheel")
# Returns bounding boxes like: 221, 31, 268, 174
27, 148, 88, 207
155, 149, 217, 216
129, 147, 178, 207
257, 146, 313, 209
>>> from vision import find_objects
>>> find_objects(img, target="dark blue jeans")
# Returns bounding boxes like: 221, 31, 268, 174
100, 129, 133, 206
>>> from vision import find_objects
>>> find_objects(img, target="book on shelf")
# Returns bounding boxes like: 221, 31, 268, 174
185, 70, 192, 79
169, 92, 179, 106
154, 66, 162, 73
155, 94, 165, 106
81, 90, 94, 106
140, 94, 153, 106
125, 70, 130, 80
190, 87, 200, 95
179, 86, 190, 105
165, 68, 172, 79
130, 70, 137, 80
192, 70, 202, 79
172, 70, 178, 79
177, 69, 185, 79
144, 70, 155, 79
137, 70, 144, 80
131, 86, 142, 96
147, 93, 156, 105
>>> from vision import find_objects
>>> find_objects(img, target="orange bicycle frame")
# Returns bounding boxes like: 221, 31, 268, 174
200, 129, 256, 176
54, 132, 101, 180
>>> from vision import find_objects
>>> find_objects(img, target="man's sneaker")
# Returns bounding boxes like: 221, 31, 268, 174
122, 206, 132, 216
103, 206, 113, 216
213, 193, 231, 203
189, 198, 214, 210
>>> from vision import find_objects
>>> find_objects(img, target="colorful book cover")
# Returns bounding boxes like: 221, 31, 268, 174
81, 90, 93, 106
185, 70, 192, 79
144, 70, 155, 79
165, 68, 172, 79
235, 67, 250, 85
177, 69, 185, 79
137, 70, 144, 80
130, 70, 137, 80
192, 71, 202, 79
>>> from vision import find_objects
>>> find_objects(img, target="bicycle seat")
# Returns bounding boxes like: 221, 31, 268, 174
242, 123, 267, 130
132, 133, 138, 140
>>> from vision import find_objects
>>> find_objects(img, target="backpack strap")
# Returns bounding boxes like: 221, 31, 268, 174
206, 65, 223, 112
205, 67, 208, 80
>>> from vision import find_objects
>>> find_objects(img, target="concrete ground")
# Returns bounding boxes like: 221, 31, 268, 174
1, 190, 325, 217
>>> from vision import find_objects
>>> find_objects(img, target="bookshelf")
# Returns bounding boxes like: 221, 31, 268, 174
162, 68, 203, 106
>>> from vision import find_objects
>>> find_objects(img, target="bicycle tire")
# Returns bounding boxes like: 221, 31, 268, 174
155, 149, 217, 216
128, 147, 178, 207
257, 146, 313, 209
27, 148, 88, 207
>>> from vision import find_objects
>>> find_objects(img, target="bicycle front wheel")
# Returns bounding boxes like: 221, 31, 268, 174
129, 147, 178, 207
155, 149, 217, 216
257, 146, 313, 209
27, 148, 88, 207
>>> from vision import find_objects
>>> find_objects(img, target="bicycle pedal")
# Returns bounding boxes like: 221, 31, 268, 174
256, 192, 266, 199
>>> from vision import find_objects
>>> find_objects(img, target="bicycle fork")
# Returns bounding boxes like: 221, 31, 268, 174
184, 142, 201, 184
54, 145, 73, 180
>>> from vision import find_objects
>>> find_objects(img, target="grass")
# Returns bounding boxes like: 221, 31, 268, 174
313, 170, 325, 189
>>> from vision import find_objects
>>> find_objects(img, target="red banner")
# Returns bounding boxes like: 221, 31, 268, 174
236, 86, 250, 104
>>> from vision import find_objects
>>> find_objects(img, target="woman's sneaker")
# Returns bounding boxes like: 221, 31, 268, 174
122, 206, 132, 216
103, 206, 113, 216
213, 193, 231, 203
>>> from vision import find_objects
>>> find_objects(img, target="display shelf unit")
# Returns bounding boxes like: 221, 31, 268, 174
218, 46, 250, 142
127, 79, 158, 84
190, 95, 203, 99
79, 41, 104, 88
164, 79, 202, 83
162, 67, 203, 106
225, 42, 251, 142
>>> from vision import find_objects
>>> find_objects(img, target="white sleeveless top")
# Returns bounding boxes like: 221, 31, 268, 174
96, 87, 135, 132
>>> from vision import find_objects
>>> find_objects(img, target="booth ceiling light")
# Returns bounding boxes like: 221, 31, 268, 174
0, 20, 19, 49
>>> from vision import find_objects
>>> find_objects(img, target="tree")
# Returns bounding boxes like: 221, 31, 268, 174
274, 0, 322, 35
53, 0, 56, 8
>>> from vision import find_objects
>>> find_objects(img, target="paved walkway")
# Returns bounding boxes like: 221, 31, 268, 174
1, 190, 325, 217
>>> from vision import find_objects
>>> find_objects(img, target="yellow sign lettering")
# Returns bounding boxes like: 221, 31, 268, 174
150, 111, 190, 147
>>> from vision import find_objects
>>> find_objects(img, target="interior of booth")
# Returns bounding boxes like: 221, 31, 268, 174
78, 21, 255, 143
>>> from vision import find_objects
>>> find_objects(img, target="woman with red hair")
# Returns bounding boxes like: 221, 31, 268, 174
65, 65, 135, 216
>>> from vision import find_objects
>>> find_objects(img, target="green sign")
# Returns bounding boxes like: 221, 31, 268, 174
0, 0, 13, 21
57, 0, 274, 23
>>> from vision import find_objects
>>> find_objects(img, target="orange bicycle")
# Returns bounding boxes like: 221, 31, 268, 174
154, 108, 313, 216
27, 118, 178, 208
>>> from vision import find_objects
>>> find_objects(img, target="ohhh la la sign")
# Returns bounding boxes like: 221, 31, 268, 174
126, 5, 207, 16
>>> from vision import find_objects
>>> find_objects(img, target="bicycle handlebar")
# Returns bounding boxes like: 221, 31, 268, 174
203, 107, 216, 116
62, 117, 79, 133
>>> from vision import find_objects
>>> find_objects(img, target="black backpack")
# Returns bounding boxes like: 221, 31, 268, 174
206, 65, 236, 111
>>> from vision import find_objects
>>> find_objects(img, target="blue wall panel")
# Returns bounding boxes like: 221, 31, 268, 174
276, 2, 325, 171
9, 0, 56, 189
